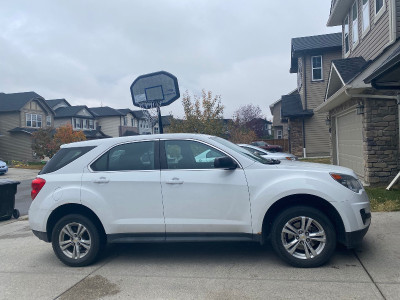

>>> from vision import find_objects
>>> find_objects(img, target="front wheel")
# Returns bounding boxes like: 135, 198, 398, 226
51, 214, 101, 267
271, 206, 336, 268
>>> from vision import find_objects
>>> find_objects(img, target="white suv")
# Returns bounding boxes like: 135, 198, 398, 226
29, 134, 371, 268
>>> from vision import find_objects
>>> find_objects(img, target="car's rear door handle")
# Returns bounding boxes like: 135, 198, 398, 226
166, 177, 184, 184
93, 177, 109, 184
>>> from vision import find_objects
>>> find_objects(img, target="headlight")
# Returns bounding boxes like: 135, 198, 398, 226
330, 173, 363, 193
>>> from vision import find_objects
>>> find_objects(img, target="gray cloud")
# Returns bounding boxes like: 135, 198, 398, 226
0, 0, 339, 119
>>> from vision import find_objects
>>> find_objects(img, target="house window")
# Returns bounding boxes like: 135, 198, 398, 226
85, 120, 89, 129
344, 15, 350, 54
26, 114, 42, 128
277, 130, 283, 139
311, 56, 323, 81
352, 1, 358, 46
46, 116, 51, 126
154, 127, 159, 134
123, 116, 127, 126
375, 0, 384, 15
131, 118, 134, 127
74, 118, 83, 129
89, 120, 94, 129
362, 0, 370, 33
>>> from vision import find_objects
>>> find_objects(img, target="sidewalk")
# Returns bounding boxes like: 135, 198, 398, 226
0, 212, 399, 299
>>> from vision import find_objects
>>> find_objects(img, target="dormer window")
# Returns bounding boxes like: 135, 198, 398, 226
26, 114, 42, 128
311, 56, 323, 81
352, 1, 358, 46
344, 16, 350, 55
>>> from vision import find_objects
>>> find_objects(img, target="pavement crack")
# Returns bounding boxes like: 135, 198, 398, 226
353, 249, 386, 300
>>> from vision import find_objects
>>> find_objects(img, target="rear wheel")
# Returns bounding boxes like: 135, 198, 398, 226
51, 214, 101, 267
271, 206, 336, 268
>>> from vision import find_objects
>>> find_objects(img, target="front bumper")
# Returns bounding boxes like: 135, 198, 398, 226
344, 224, 370, 248
32, 230, 50, 242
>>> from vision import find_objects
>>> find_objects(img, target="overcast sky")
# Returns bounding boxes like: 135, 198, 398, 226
0, 0, 339, 119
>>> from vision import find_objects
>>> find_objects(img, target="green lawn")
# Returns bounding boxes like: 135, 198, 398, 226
365, 186, 400, 212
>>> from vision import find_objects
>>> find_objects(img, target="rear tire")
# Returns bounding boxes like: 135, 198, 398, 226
271, 206, 336, 268
51, 214, 101, 267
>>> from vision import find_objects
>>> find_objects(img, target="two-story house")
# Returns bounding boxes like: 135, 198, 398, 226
131, 110, 153, 135
279, 33, 342, 157
89, 106, 126, 138
46, 99, 109, 140
315, 0, 400, 185
269, 90, 296, 140
0, 92, 55, 161
116, 109, 140, 136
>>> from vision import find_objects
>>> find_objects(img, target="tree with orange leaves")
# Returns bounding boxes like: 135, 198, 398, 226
54, 124, 86, 146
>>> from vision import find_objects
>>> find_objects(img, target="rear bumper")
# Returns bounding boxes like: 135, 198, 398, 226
32, 230, 50, 242
344, 225, 370, 249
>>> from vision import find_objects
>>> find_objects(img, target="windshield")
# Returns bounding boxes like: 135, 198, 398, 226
211, 137, 279, 165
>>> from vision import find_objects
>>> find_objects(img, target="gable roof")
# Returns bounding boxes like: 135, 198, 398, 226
89, 106, 124, 117
54, 106, 94, 118
333, 57, 369, 84
0, 92, 45, 112
281, 93, 313, 118
131, 110, 151, 120
116, 109, 132, 116
46, 99, 71, 109
290, 32, 342, 73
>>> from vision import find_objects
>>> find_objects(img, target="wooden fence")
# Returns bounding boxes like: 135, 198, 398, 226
262, 139, 289, 152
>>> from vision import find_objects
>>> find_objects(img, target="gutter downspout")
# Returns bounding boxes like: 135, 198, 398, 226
303, 55, 307, 157
387, 94, 400, 190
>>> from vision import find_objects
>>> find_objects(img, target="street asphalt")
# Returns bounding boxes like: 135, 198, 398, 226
0, 212, 399, 299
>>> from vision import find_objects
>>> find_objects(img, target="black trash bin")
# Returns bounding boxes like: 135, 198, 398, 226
0, 180, 20, 221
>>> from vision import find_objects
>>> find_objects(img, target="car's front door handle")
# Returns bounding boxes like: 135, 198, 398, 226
166, 177, 184, 184
93, 177, 109, 184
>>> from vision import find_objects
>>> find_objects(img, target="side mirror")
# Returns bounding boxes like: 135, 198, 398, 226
214, 156, 237, 170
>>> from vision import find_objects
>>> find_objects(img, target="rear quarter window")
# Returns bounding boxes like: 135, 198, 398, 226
40, 146, 96, 175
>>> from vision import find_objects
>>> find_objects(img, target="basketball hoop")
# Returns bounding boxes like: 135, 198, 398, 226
130, 71, 180, 134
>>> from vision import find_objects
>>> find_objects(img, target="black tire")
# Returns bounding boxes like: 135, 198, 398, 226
51, 214, 101, 267
12, 209, 20, 219
271, 206, 336, 268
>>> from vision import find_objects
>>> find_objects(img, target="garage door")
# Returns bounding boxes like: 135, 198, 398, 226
336, 110, 364, 178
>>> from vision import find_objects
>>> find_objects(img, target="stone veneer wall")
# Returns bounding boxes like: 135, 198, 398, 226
289, 118, 304, 157
329, 97, 399, 185
364, 99, 399, 185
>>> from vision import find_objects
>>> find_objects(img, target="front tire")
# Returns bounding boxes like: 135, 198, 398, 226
271, 206, 336, 268
51, 214, 101, 267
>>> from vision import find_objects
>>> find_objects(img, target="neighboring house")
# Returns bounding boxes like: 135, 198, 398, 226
116, 109, 140, 136
131, 110, 153, 135
89, 106, 126, 138
153, 115, 173, 134
246, 118, 272, 138
281, 32, 343, 157
315, 0, 400, 185
269, 91, 295, 140
0, 92, 54, 161
47, 99, 109, 140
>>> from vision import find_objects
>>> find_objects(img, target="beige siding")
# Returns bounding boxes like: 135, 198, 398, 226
303, 51, 341, 156
0, 112, 36, 161
97, 116, 121, 137
54, 118, 72, 128
344, 0, 390, 60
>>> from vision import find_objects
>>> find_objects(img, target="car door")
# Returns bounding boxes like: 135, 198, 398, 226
81, 140, 165, 240
160, 139, 252, 238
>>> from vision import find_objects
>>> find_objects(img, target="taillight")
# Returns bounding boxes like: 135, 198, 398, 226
31, 178, 46, 200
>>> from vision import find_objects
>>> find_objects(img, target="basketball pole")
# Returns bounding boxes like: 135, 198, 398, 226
157, 103, 163, 134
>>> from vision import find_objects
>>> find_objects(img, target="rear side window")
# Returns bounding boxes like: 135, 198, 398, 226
40, 146, 96, 174
91, 141, 156, 171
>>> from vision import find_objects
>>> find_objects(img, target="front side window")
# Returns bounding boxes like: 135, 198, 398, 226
362, 0, 370, 32
344, 16, 350, 54
46, 116, 51, 126
311, 56, 323, 81
91, 141, 155, 171
352, 1, 359, 46
164, 140, 226, 169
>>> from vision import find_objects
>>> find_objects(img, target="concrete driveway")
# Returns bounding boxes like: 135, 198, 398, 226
0, 212, 399, 300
